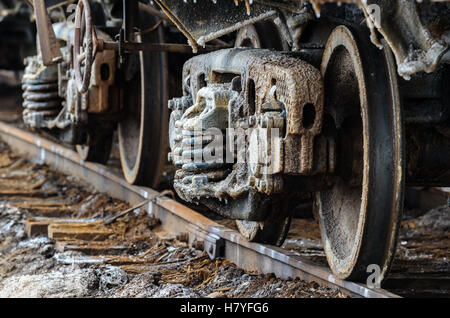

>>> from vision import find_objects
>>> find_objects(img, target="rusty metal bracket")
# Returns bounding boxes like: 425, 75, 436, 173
94, 24, 223, 57
100, 41, 226, 54
187, 223, 225, 259
153, 0, 276, 51
33, 0, 63, 66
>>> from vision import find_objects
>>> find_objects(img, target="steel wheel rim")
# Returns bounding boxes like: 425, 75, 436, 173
118, 50, 145, 183
318, 25, 404, 282
118, 21, 168, 187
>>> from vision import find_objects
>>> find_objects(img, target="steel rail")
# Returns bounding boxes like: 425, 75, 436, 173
0, 121, 400, 298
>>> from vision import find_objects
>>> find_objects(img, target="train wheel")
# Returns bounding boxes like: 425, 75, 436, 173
76, 130, 113, 164
317, 26, 404, 282
236, 211, 291, 247
234, 21, 291, 246
118, 16, 168, 187
234, 20, 288, 50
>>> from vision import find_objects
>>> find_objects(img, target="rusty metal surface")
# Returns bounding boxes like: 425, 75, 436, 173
86, 29, 116, 114
151, 0, 450, 78
32, 0, 63, 66
318, 26, 405, 282
74, 0, 93, 94
101, 41, 224, 54
168, 48, 326, 225
0, 121, 399, 298
305, 1, 450, 78
138, 2, 171, 23
154, 0, 277, 51
116, 12, 170, 188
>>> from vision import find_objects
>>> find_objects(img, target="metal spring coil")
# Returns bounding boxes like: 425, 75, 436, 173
22, 80, 61, 124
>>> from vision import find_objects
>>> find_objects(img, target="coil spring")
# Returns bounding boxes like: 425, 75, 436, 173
22, 79, 61, 126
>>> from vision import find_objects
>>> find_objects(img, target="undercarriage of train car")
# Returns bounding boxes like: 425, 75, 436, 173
22, 0, 450, 284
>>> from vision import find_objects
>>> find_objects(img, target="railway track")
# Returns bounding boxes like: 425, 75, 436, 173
0, 0, 448, 300
0, 121, 402, 298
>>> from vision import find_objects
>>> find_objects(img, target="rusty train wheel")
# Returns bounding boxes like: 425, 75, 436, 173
317, 26, 404, 282
234, 21, 288, 50
236, 211, 292, 247
76, 136, 113, 164
234, 21, 291, 246
76, 128, 113, 164
118, 15, 169, 187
